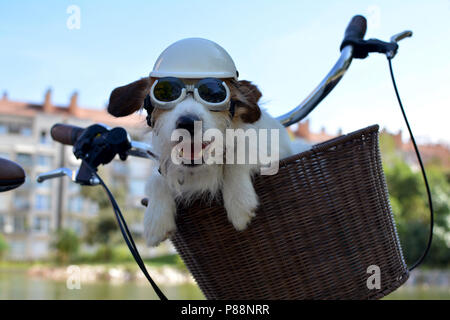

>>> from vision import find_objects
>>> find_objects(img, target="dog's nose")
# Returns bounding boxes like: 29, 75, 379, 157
176, 114, 200, 136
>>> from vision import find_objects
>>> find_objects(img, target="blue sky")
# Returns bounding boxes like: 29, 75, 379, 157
1, 0, 449, 143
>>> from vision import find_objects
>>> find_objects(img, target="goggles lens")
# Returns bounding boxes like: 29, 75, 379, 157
153, 77, 184, 102
196, 78, 227, 103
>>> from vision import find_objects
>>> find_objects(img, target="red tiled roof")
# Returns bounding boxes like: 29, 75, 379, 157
0, 98, 146, 128
289, 121, 450, 169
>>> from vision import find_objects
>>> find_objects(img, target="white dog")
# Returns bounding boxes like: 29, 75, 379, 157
107, 39, 309, 246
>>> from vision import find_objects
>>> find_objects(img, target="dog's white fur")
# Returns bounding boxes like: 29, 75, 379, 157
143, 95, 309, 246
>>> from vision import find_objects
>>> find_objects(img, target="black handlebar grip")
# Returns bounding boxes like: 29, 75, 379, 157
0, 157, 25, 192
343, 15, 367, 41
50, 123, 85, 146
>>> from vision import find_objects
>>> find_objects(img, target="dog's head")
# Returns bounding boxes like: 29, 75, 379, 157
107, 38, 263, 196
107, 76, 262, 194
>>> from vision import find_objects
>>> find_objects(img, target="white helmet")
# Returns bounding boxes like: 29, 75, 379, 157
150, 38, 239, 80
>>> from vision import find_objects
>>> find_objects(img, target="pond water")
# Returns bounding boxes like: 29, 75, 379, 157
0, 271, 448, 300
0, 271, 204, 300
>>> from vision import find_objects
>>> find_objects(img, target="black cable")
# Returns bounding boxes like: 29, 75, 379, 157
84, 162, 168, 300
387, 57, 434, 271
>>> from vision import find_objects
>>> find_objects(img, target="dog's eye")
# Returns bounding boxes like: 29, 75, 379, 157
154, 79, 183, 102
197, 78, 227, 103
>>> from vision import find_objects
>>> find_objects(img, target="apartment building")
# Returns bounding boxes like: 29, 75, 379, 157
0, 90, 168, 260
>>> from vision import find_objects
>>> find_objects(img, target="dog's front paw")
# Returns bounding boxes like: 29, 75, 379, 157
222, 169, 259, 231
227, 208, 256, 231
143, 200, 176, 247
146, 227, 175, 247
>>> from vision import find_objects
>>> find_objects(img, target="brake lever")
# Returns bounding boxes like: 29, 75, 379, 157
387, 30, 413, 59
128, 141, 160, 161
36, 167, 100, 185
38, 124, 159, 187
390, 30, 413, 44
342, 29, 412, 60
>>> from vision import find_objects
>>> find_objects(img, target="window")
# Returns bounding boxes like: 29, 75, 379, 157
21, 126, 32, 136
0, 152, 9, 159
112, 161, 128, 175
7, 123, 18, 134
129, 160, 149, 177
16, 153, 33, 167
73, 220, 83, 235
0, 123, 7, 135
13, 216, 26, 232
0, 194, 9, 211
39, 130, 51, 145
33, 216, 50, 233
129, 179, 146, 196
0, 214, 5, 232
36, 178, 52, 190
8, 123, 32, 136
35, 194, 51, 211
37, 155, 52, 167
89, 202, 99, 215
20, 177, 31, 191
9, 240, 25, 257
68, 197, 83, 213
68, 181, 80, 193
31, 241, 48, 259
65, 218, 83, 235
13, 194, 30, 210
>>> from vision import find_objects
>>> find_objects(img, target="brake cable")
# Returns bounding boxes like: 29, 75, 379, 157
84, 161, 168, 300
341, 24, 435, 270
387, 58, 434, 271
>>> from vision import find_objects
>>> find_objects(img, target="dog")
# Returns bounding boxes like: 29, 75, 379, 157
108, 76, 309, 246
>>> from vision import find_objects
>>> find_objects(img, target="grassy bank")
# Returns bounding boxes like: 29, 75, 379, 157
0, 253, 187, 272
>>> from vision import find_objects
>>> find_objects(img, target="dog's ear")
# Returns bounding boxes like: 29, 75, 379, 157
228, 80, 262, 123
107, 78, 150, 117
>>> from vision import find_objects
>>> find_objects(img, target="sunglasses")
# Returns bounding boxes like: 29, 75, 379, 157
149, 77, 231, 111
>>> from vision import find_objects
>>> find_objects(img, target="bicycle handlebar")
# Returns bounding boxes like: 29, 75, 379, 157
49, 123, 158, 160
0, 158, 26, 192
342, 15, 367, 45
277, 15, 367, 127
51, 123, 85, 146
277, 15, 410, 127
37, 122, 158, 185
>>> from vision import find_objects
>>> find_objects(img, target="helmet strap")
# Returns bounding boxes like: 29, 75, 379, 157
229, 99, 236, 118
143, 94, 154, 126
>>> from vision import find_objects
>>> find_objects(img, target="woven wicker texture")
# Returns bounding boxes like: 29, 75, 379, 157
170, 125, 409, 299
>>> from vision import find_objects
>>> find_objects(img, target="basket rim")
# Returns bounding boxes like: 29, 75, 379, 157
279, 124, 380, 168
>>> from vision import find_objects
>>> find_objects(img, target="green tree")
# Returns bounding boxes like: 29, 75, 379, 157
0, 234, 8, 260
380, 133, 450, 267
80, 174, 142, 262
51, 229, 80, 265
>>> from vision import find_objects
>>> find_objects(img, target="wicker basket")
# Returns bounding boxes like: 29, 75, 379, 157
170, 125, 409, 300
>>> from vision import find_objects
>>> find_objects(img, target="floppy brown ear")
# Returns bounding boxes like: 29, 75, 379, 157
107, 78, 150, 117
227, 79, 262, 123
